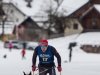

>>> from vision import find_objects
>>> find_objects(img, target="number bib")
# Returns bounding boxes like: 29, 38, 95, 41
38, 46, 54, 64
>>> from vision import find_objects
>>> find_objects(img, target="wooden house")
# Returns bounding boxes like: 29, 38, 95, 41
13, 17, 48, 41
64, 0, 100, 36
2, 2, 47, 41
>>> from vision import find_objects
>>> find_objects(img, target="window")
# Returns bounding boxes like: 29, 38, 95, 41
92, 18, 98, 29
16, 18, 19, 22
12, 41, 18, 43
11, 10, 14, 13
73, 23, 78, 29
0, 22, 2, 25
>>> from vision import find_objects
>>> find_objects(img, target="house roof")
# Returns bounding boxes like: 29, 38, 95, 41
58, 0, 89, 16
2, 0, 91, 28
18, 16, 41, 28
3, 3, 26, 16
80, 4, 100, 19
94, 4, 100, 13
3, 0, 90, 17
3, 0, 43, 16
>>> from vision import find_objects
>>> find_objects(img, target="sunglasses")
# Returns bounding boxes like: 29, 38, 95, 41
41, 46, 47, 49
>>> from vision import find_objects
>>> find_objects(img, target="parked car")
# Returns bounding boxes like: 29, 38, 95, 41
4, 40, 23, 49
4, 40, 38, 50
4, 41, 9, 48
26, 42, 38, 50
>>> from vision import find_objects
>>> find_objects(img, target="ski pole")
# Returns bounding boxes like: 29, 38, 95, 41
35, 69, 48, 75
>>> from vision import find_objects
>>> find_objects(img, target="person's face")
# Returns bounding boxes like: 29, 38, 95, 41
40, 46, 48, 52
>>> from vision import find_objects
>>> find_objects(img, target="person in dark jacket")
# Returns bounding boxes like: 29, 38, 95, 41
23, 42, 26, 49
68, 42, 77, 62
32, 39, 62, 75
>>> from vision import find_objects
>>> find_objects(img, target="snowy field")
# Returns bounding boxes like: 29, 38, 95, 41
0, 32, 100, 75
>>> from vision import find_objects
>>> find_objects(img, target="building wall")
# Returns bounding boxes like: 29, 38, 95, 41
82, 8, 100, 29
18, 28, 48, 42
64, 19, 83, 36
70, 0, 100, 18
3, 3, 25, 25
0, 16, 3, 21
67, 0, 100, 35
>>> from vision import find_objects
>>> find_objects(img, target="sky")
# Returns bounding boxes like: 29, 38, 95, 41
0, 32, 100, 75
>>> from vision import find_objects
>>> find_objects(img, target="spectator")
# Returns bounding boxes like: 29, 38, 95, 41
68, 42, 77, 62
21, 49, 26, 59
8, 42, 12, 51
23, 42, 26, 49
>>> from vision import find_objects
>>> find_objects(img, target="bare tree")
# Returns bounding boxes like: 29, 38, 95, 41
0, 0, 8, 41
1, 1, 13, 41
37, 0, 70, 37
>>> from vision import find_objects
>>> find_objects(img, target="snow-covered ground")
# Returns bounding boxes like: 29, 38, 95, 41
0, 32, 100, 75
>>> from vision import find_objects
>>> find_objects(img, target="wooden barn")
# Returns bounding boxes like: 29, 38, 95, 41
65, 0, 100, 36
13, 17, 48, 42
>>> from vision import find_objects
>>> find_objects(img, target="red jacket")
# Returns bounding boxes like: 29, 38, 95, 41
8, 43, 12, 48
21, 50, 26, 55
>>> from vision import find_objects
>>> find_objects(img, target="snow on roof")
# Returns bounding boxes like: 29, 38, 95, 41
2, 0, 89, 27
3, 0, 89, 17
58, 0, 89, 16
3, 0, 43, 16
80, 4, 100, 19
94, 4, 100, 12
32, 0, 89, 26
31, 16, 48, 27
80, 6, 94, 19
